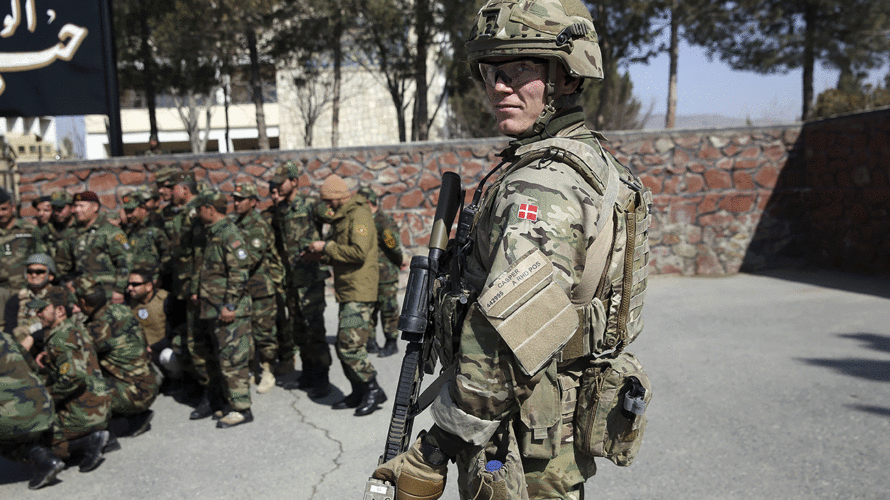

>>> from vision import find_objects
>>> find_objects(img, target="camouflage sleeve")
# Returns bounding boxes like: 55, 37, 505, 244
154, 227, 172, 276
435, 160, 605, 440
107, 227, 133, 294
324, 209, 375, 264
44, 332, 88, 402
223, 234, 250, 307
53, 237, 74, 279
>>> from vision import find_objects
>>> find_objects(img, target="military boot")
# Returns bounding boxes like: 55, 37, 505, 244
102, 432, 121, 454
67, 430, 109, 472
355, 377, 387, 416
366, 336, 380, 354
189, 389, 214, 420
216, 409, 254, 429
256, 362, 276, 394
126, 410, 154, 437
378, 339, 399, 358
27, 446, 64, 490
307, 367, 331, 399
332, 379, 363, 409
273, 356, 295, 376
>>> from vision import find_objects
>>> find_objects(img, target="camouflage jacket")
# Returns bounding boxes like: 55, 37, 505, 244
323, 194, 378, 303
432, 109, 637, 448
0, 217, 36, 289
0, 330, 54, 438
232, 209, 283, 298
373, 209, 403, 284
169, 198, 205, 300
125, 218, 171, 278
42, 317, 111, 422
33, 220, 77, 277
272, 193, 326, 289
198, 216, 251, 319
85, 304, 155, 387
9, 286, 50, 343
59, 214, 132, 296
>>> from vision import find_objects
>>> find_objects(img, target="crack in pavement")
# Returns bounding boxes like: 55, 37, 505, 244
286, 389, 344, 500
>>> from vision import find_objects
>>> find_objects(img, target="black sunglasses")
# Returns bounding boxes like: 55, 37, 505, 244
26, 269, 48, 275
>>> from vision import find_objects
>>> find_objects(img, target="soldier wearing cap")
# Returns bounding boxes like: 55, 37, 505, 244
356, 186, 405, 358
4, 253, 58, 356
306, 175, 383, 416
74, 276, 159, 441
54, 191, 132, 305
192, 190, 254, 428
30, 195, 53, 247
1, 187, 37, 332
268, 162, 331, 397
36, 192, 77, 278
123, 190, 171, 281
0, 327, 62, 489
31, 286, 112, 473
231, 182, 284, 394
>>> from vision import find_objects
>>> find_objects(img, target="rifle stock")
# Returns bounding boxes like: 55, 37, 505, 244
363, 172, 462, 499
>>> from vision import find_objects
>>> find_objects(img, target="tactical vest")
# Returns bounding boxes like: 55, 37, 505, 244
506, 136, 652, 360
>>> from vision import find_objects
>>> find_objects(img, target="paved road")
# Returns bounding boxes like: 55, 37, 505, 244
2, 270, 889, 499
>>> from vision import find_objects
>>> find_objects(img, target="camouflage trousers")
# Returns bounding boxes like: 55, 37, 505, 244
205, 317, 252, 411
370, 280, 400, 342
250, 294, 278, 365
105, 366, 161, 416
283, 281, 330, 369
335, 301, 376, 383
186, 301, 212, 387
52, 393, 111, 459
455, 426, 593, 500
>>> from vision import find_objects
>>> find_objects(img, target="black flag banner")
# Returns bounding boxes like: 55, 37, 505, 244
0, 0, 110, 116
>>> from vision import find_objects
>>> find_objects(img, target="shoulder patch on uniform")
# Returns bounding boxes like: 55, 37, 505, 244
237, 248, 248, 260
137, 308, 149, 320
383, 229, 397, 249
517, 203, 538, 222
251, 238, 262, 249
59, 362, 71, 375
114, 233, 129, 245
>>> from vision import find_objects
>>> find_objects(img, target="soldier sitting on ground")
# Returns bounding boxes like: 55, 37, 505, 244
32, 286, 112, 474
74, 277, 159, 443
4, 253, 58, 358
128, 267, 185, 394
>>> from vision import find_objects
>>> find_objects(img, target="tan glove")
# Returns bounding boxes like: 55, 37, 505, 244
372, 435, 448, 500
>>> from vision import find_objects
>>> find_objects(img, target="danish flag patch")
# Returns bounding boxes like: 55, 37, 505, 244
517, 203, 538, 221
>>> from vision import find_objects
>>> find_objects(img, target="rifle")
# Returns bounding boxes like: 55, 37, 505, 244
363, 171, 463, 500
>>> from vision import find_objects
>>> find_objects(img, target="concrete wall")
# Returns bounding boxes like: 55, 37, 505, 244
18, 108, 890, 275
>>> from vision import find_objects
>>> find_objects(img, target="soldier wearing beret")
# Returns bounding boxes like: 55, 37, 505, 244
55, 191, 132, 305
231, 182, 284, 394
192, 190, 254, 428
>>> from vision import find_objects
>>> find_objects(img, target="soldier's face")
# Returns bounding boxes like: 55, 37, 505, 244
172, 184, 190, 205
233, 196, 255, 215
483, 58, 548, 137
278, 178, 294, 197
35, 201, 52, 224
158, 185, 172, 202
129, 206, 147, 224
37, 304, 59, 329
127, 274, 152, 301
73, 201, 99, 224
26, 264, 52, 290
0, 201, 13, 226
53, 204, 72, 223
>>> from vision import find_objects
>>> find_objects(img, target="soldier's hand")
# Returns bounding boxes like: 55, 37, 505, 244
220, 308, 236, 323
190, 294, 199, 305
308, 240, 326, 253
111, 291, 125, 304
372, 434, 447, 500
34, 351, 47, 368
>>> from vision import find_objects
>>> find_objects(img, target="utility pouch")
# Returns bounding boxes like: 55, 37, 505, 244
574, 351, 651, 466
515, 363, 562, 459
433, 279, 474, 368
464, 425, 529, 500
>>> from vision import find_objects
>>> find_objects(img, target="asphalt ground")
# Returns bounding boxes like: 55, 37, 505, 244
2, 269, 889, 499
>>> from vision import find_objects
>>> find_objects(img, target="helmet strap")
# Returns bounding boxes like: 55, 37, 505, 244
519, 60, 562, 139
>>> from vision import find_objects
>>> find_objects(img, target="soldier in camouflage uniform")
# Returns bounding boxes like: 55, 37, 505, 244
194, 190, 254, 428
357, 186, 404, 358
6, 254, 57, 357
75, 277, 159, 439
0, 327, 64, 489
32, 286, 111, 472
374, 1, 650, 498
269, 163, 331, 398
307, 175, 382, 416
122, 190, 171, 280
56, 191, 132, 305
231, 182, 284, 394
36, 191, 77, 279
0, 187, 36, 332
29, 195, 53, 248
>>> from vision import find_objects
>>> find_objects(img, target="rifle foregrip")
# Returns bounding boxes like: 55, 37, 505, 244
429, 172, 462, 252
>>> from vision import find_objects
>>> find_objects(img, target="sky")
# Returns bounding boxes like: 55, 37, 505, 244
625, 40, 886, 126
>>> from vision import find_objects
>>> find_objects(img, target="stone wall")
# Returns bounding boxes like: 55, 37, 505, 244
17, 108, 890, 275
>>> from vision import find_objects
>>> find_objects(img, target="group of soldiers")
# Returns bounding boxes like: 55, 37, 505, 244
0, 161, 406, 490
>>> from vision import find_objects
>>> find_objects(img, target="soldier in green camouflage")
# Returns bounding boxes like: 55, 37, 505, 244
6, 254, 58, 357
194, 190, 254, 428
307, 175, 382, 416
29, 195, 53, 250
31, 286, 111, 473
123, 190, 171, 281
55, 191, 132, 304
374, 1, 650, 498
356, 186, 405, 358
1, 187, 36, 332
231, 182, 283, 394
37, 191, 77, 279
75, 277, 159, 439
0, 327, 63, 490
269, 163, 331, 398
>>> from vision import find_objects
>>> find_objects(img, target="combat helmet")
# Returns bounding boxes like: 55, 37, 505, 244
467, 0, 604, 136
